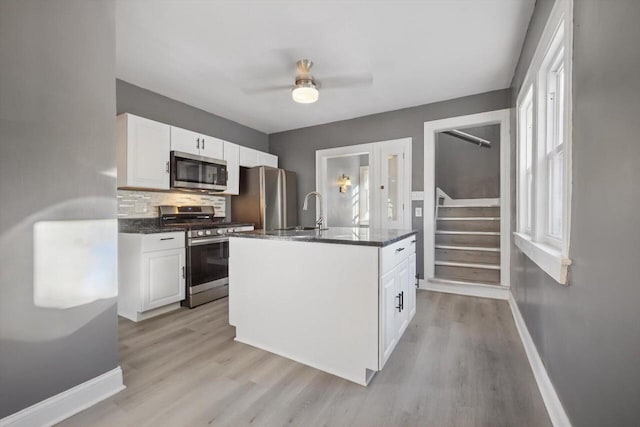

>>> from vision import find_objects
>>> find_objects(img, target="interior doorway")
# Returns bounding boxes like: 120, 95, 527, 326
316, 138, 412, 230
423, 109, 511, 293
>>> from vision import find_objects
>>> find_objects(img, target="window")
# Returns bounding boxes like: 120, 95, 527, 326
515, 0, 572, 285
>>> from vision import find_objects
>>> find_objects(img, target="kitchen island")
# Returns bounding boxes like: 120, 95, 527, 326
228, 227, 417, 385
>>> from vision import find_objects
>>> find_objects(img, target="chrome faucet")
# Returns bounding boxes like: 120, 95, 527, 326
302, 191, 324, 229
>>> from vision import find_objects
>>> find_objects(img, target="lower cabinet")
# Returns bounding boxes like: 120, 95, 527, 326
379, 236, 417, 368
142, 248, 185, 311
119, 232, 186, 322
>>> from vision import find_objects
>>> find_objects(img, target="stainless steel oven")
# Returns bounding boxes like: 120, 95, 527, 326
186, 233, 230, 307
170, 151, 227, 191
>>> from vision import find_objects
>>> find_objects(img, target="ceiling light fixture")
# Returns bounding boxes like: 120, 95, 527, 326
292, 79, 319, 104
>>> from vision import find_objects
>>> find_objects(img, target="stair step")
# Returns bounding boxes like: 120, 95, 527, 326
435, 231, 500, 248
438, 206, 500, 218
430, 277, 505, 288
435, 247, 501, 265
435, 261, 500, 270
435, 263, 501, 284
437, 217, 500, 232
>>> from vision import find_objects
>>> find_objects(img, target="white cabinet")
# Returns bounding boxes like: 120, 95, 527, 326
258, 151, 278, 168
379, 235, 417, 368
239, 146, 278, 168
142, 248, 185, 311
170, 126, 224, 159
116, 113, 170, 190
118, 231, 186, 322
223, 141, 240, 195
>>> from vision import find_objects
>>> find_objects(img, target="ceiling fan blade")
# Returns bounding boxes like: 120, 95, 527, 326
242, 84, 292, 95
317, 73, 373, 89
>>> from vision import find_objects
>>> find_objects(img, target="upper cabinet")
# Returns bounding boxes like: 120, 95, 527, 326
170, 126, 224, 159
116, 113, 276, 193
116, 113, 170, 190
239, 146, 278, 168
223, 141, 240, 195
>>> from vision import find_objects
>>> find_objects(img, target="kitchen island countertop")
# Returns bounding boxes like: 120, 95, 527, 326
229, 227, 417, 247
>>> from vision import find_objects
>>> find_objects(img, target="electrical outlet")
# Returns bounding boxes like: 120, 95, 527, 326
415, 207, 422, 217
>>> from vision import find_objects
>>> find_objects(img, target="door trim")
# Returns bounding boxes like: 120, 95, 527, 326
423, 109, 511, 287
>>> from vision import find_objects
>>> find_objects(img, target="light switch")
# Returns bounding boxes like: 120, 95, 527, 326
415, 207, 422, 217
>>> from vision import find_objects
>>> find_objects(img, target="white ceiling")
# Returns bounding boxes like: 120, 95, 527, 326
116, 0, 534, 134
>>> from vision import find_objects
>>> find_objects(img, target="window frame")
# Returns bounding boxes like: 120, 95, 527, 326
514, 0, 573, 285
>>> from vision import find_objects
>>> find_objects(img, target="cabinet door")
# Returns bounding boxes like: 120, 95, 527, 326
407, 252, 417, 319
223, 141, 240, 195
142, 248, 185, 311
239, 146, 259, 167
380, 267, 399, 368
126, 115, 170, 189
257, 151, 278, 168
170, 126, 200, 155
199, 135, 224, 160
396, 258, 410, 337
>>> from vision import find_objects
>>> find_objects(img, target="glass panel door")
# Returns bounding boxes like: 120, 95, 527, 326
379, 143, 406, 229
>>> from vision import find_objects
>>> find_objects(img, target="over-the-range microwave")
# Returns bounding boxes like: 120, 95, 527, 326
170, 151, 227, 191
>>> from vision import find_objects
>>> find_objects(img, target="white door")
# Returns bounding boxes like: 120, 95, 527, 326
200, 134, 224, 160
380, 267, 399, 367
142, 248, 185, 311
223, 141, 240, 195
170, 126, 200, 155
407, 252, 417, 318
379, 140, 411, 229
127, 115, 170, 189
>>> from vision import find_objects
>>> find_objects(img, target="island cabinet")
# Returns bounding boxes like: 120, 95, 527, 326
229, 229, 417, 386
379, 236, 418, 368
118, 231, 186, 322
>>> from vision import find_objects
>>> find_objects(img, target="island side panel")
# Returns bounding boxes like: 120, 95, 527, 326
228, 237, 379, 385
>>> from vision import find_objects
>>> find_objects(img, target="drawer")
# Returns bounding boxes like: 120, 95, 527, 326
142, 232, 185, 252
380, 235, 417, 274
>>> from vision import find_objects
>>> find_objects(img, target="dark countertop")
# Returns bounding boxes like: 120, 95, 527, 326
118, 218, 181, 234
229, 227, 417, 247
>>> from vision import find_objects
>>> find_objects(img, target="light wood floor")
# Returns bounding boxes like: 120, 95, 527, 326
60, 291, 550, 427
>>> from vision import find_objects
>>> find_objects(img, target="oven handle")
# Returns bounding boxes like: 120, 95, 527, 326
188, 237, 229, 246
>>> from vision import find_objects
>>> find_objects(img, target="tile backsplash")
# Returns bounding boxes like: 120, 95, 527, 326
117, 189, 226, 218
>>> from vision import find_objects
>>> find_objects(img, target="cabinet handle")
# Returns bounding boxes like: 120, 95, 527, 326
182, 266, 185, 278
400, 291, 404, 311
411, 240, 416, 244
395, 247, 405, 253
160, 237, 175, 241
197, 138, 200, 149
202, 138, 205, 150
165, 161, 170, 173
396, 293, 402, 312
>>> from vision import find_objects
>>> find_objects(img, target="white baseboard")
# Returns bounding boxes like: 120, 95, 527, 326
0, 366, 125, 427
508, 293, 571, 427
420, 278, 509, 300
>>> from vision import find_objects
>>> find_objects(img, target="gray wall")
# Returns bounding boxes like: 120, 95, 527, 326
326, 155, 369, 227
0, 0, 118, 418
116, 80, 268, 152
269, 89, 511, 278
436, 124, 500, 199
510, 1, 640, 425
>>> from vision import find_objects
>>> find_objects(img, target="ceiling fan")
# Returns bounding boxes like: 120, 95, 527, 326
244, 59, 373, 104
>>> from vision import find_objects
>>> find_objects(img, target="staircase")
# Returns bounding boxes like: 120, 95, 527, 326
434, 205, 501, 285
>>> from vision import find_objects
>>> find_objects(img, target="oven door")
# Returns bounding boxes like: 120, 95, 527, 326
187, 236, 229, 297
171, 151, 227, 191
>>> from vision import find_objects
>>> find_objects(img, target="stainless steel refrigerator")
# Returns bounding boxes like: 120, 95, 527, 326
231, 166, 298, 230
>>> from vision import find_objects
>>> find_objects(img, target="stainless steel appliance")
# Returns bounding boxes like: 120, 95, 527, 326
170, 151, 227, 191
159, 206, 253, 308
231, 166, 298, 230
